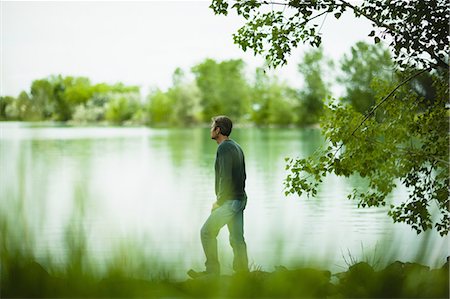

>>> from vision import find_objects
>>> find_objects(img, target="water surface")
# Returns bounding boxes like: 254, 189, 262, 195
1, 122, 447, 277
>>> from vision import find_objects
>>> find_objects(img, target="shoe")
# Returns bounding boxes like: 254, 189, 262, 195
187, 269, 219, 279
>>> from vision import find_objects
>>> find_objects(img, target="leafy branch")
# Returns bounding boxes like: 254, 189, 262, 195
333, 67, 432, 158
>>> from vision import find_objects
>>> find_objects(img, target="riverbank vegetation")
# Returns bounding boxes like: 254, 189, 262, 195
1, 207, 448, 298
2, 259, 448, 298
1, 41, 398, 128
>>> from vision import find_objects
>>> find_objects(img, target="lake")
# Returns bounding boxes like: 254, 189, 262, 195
0, 122, 447, 278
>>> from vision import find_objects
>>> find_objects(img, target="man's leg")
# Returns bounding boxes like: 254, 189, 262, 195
228, 200, 249, 273
200, 202, 235, 274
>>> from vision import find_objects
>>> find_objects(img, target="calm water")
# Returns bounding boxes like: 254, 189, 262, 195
1, 122, 448, 277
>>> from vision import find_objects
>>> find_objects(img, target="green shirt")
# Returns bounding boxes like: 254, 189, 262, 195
215, 139, 247, 205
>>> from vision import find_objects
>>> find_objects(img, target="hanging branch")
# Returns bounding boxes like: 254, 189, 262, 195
333, 67, 432, 157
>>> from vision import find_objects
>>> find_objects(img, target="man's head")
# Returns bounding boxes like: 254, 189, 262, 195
210, 115, 232, 141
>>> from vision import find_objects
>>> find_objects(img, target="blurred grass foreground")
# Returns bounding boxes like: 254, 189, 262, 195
1, 215, 448, 299
1, 257, 448, 298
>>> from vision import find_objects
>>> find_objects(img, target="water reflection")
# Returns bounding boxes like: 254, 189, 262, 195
0, 122, 448, 280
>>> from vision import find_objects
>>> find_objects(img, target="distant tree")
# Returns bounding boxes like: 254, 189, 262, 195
146, 89, 174, 125
16, 91, 40, 120
0, 97, 7, 119
28, 76, 78, 121
192, 58, 250, 121
267, 88, 296, 125
172, 67, 185, 87
296, 47, 331, 126
105, 93, 141, 124
62, 77, 93, 105
52, 76, 73, 121
72, 100, 105, 123
250, 68, 270, 125
30, 78, 55, 119
338, 42, 394, 114
166, 68, 201, 126
24, 75, 141, 123
0, 96, 15, 120
250, 68, 295, 126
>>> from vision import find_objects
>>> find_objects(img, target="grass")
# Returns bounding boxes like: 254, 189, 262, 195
341, 242, 382, 269
1, 192, 448, 298
2, 255, 448, 298
1, 216, 448, 299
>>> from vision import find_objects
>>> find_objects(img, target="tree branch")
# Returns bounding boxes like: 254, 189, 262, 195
333, 67, 432, 157
339, 0, 448, 70
339, 0, 397, 34
262, 1, 289, 5
426, 48, 450, 69
350, 67, 431, 137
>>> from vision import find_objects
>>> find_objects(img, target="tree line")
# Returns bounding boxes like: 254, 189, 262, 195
1, 41, 404, 127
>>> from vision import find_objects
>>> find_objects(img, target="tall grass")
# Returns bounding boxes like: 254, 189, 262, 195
1, 188, 448, 298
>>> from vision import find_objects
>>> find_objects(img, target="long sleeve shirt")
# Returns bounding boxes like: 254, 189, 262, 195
215, 139, 247, 205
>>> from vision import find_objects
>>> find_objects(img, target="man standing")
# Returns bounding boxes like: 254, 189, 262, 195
188, 116, 249, 278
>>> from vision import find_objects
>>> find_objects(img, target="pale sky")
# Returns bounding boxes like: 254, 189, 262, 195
1, 1, 374, 97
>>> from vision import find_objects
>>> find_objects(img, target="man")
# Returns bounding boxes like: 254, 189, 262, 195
188, 116, 249, 278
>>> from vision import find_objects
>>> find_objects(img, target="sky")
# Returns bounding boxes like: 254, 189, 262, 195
1, 1, 374, 97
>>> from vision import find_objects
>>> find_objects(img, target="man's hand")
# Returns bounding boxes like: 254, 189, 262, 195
211, 201, 220, 212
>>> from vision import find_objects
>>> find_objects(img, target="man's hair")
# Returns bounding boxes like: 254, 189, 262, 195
212, 116, 233, 136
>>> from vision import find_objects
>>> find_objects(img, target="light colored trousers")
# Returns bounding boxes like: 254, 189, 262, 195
200, 198, 248, 274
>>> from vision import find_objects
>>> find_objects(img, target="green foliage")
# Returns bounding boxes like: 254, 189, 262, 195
210, 0, 449, 70
409, 71, 439, 109
285, 71, 449, 235
296, 47, 331, 125
105, 93, 141, 125
250, 68, 295, 126
336, 261, 448, 298
145, 68, 201, 127
166, 68, 201, 126
0, 96, 15, 120
192, 58, 250, 121
28, 75, 94, 121
2, 75, 141, 124
146, 89, 174, 125
72, 99, 106, 124
30, 78, 56, 119
339, 42, 394, 114
1, 92, 39, 121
